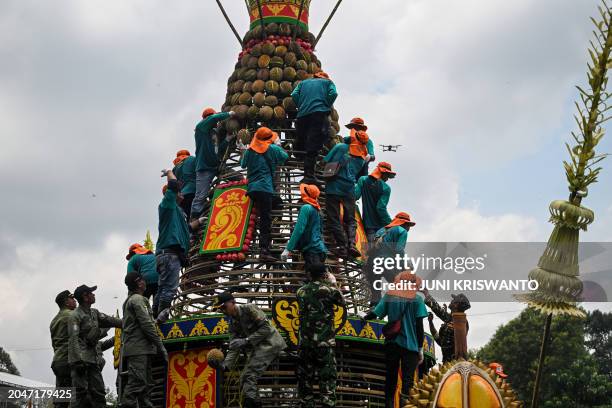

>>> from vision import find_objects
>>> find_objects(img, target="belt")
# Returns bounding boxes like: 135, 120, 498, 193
157, 248, 181, 256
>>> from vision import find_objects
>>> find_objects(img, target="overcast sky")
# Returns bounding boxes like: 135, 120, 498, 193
1, 0, 611, 389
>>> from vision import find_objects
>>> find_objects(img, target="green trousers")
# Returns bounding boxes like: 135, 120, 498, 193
121, 355, 154, 408
297, 346, 337, 408
70, 363, 106, 408
51, 362, 71, 408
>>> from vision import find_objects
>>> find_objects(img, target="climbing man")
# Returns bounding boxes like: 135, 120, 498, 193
68, 285, 122, 408
192, 108, 236, 219
126, 243, 159, 301
121, 272, 169, 408
421, 290, 471, 363
296, 263, 346, 408
342, 117, 375, 178
291, 71, 338, 185
155, 169, 190, 318
172, 149, 196, 217
322, 126, 368, 258
281, 184, 327, 268
239, 127, 289, 262
355, 162, 396, 242
365, 212, 416, 305
210, 292, 287, 408
50, 290, 76, 408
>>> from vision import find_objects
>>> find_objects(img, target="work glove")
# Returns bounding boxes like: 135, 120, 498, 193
280, 249, 289, 261
229, 110, 236, 117
418, 348, 424, 365
360, 311, 377, 322
369, 154, 376, 162
364, 154, 371, 163
161, 169, 169, 177
229, 338, 249, 350
326, 272, 337, 286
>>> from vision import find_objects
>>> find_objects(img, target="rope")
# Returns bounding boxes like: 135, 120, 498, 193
314, 0, 344, 49
214, 0, 243, 47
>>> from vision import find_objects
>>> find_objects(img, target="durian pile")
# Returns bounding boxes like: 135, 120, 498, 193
220, 22, 341, 144
404, 360, 523, 408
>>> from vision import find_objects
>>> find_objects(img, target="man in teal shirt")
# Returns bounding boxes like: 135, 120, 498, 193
126, 243, 159, 301
355, 161, 396, 242
281, 184, 327, 268
322, 137, 366, 259
172, 150, 196, 217
155, 169, 190, 318
192, 108, 236, 219
365, 212, 416, 304
342, 117, 375, 178
240, 127, 288, 262
364, 271, 427, 407
291, 72, 338, 185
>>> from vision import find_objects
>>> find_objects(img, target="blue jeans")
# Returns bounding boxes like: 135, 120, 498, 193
191, 170, 216, 218
154, 253, 181, 310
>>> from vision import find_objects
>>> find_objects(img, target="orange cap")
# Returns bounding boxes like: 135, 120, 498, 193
371, 161, 396, 179
249, 127, 278, 154
387, 271, 422, 299
126, 243, 152, 260
299, 183, 321, 210
489, 363, 508, 378
202, 108, 216, 118
386, 212, 415, 229
173, 149, 191, 165
345, 117, 368, 130
314, 71, 330, 79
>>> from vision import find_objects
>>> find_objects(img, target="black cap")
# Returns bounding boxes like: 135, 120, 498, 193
211, 292, 234, 310
55, 290, 73, 307
74, 284, 97, 302
125, 272, 143, 290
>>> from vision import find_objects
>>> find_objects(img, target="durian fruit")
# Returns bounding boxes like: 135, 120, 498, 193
206, 348, 225, 366
222, 19, 341, 131
402, 360, 524, 408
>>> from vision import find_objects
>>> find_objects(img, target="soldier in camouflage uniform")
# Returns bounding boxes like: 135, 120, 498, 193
50, 290, 77, 408
422, 290, 470, 362
68, 284, 122, 408
296, 264, 346, 408
121, 272, 168, 408
211, 292, 287, 408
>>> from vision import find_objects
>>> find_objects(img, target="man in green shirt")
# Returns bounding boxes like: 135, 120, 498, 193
68, 285, 122, 408
192, 108, 236, 219
342, 117, 375, 178
126, 243, 159, 300
155, 169, 190, 318
281, 184, 327, 268
239, 127, 288, 262
291, 72, 338, 185
355, 161, 396, 242
296, 264, 345, 408
121, 272, 168, 408
172, 149, 196, 217
50, 290, 76, 408
211, 292, 287, 408
322, 134, 367, 259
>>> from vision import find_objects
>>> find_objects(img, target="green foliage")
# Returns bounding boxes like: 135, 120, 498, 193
565, 0, 612, 202
585, 309, 612, 377
105, 387, 118, 408
475, 308, 612, 406
0, 346, 20, 375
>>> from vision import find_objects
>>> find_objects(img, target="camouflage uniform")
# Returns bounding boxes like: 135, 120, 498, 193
120, 293, 165, 408
68, 305, 122, 408
50, 308, 73, 408
296, 280, 346, 408
224, 304, 287, 401
424, 294, 454, 362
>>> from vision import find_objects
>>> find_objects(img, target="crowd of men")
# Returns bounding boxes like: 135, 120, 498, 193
49, 71, 462, 408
